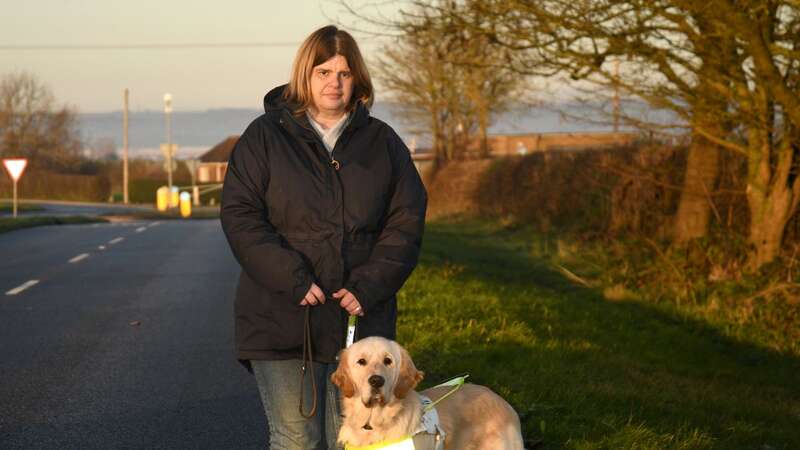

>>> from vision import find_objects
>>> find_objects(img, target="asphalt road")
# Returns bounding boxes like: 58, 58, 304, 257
0, 220, 267, 449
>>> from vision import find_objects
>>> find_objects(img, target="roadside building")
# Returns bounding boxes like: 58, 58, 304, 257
197, 136, 237, 183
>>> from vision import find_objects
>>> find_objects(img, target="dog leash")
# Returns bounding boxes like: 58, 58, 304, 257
299, 305, 317, 419
301, 308, 359, 419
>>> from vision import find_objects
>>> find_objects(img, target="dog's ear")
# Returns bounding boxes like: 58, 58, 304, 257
393, 346, 424, 399
331, 348, 356, 398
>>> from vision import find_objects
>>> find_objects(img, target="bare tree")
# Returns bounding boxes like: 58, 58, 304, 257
373, 27, 453, 161
0, 71, 83, 171
422, 0, 799, 270
344, 0, 800, 269
343, 0, 524, 163
416, 1, 730, 242
712, 0, 800, 269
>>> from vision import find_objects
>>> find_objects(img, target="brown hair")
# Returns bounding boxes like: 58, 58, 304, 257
283, 25, 374, 114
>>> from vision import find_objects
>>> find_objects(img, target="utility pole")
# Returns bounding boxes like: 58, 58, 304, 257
184, 159, 200, 206
613, 59, 620, 133
123, 88, 129, 204
164, 93, 173, 191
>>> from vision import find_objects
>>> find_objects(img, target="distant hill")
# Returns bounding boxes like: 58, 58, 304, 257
78, 108, 263, 159
77, 102, 616, 159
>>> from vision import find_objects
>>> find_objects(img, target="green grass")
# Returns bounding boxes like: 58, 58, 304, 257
0, 202, 44, 213
397, 218, 800, 449
0, 215, 107, 233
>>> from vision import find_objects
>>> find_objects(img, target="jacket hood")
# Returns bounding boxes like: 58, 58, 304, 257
263, 84, 289, 113
263, 84, 370, 131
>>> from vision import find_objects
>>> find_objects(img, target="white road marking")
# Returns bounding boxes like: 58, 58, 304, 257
109, 237, 124, 245
68, 253, 89, 263
148, 221, 161, 228
6, 280, 39, 296
135, 226, 146, 233
98, 245, 106, 250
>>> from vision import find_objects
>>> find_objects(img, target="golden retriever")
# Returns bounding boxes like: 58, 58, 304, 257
332, 336, 524, 449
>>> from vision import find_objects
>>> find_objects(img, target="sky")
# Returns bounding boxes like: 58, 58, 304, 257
0, 0, 383, 113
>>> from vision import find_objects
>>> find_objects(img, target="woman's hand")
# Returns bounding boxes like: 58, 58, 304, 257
299, 282, 326, 306
332, 288, 364, 316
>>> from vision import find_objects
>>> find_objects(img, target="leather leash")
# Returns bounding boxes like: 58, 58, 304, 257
299, 304, 317, 419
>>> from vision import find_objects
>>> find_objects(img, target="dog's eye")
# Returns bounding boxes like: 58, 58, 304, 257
357, 358, 367, 366
383, 357, 392, 366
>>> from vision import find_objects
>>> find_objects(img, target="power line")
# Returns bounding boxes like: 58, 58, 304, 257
0, 42, 300, 50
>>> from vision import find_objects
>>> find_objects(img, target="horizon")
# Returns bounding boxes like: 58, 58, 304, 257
76, 101, 622, 160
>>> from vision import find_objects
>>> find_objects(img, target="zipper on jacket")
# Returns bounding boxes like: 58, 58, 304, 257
294, 120, 343, 171
329, 123, 358, 171
328, 128, 356, 349
286, 112, 353, 349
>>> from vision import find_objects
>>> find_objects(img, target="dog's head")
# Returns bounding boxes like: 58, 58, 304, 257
331, 337, 424, 407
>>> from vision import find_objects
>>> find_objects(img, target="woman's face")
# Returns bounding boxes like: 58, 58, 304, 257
310, 54, 353, 117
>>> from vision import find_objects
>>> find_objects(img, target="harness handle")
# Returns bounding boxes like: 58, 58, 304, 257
346, 314, 357, 348
424, 374, 469, 412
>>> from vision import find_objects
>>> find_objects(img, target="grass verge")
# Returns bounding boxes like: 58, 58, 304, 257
398, 218, 800, 449
0, 215, 107, 234
0, 202, 44, 213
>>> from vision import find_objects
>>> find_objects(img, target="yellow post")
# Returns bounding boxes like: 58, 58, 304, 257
156, 186, 169, 211
169, 186, 180, 208
179, 191, 191, 218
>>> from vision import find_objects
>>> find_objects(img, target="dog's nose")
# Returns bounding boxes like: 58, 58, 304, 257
368, 375, 385, 388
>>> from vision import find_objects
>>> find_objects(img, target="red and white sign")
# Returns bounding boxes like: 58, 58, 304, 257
3, 158, 27, 181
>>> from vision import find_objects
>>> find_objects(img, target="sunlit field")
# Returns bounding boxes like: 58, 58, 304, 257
397, 219, 800, 450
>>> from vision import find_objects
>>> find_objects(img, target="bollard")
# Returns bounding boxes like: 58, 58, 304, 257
179, 191, 192, 218
169, 186, 180, 208
156, 186, 169, 212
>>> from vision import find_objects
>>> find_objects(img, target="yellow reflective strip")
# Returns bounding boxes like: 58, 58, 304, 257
381, 438, 416, 450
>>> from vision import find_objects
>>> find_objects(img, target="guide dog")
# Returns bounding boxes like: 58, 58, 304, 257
332, 336, 524, 449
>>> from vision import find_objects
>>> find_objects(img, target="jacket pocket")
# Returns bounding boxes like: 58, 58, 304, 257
235, 272, 305, 351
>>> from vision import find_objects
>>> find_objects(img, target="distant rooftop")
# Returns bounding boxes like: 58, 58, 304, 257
200, 136, 238, 163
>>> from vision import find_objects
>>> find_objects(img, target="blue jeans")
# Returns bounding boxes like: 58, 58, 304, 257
251, 359, 343, 450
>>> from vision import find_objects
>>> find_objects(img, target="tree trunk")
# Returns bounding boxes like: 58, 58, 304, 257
746, 181, 792, 271
445, 120, 456, 161
672, 15, 732, 245
431, 106, 446, 168
745, 140, 798, 271
673, 131, 720, 244
478, 108, 489, 158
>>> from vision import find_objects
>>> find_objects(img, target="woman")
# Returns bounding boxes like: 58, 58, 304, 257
220, 25, 427, 449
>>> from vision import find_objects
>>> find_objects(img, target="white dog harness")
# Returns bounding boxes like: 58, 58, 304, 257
411, 395, 446, 450
343, 375, 468, 450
